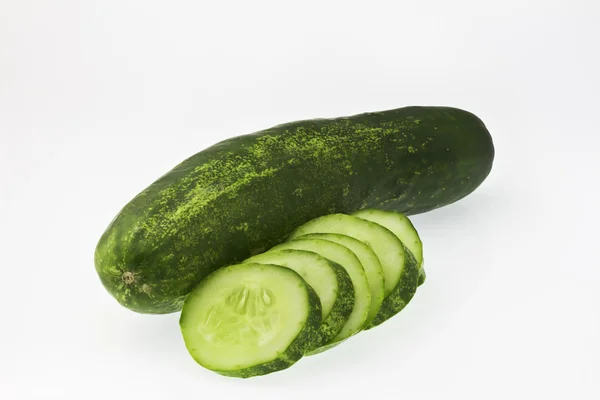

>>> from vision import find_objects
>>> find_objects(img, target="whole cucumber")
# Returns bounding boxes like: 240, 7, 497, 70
95, 106, 494, 313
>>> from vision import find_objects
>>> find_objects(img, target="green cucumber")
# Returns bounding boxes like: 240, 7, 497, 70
270, 238, 371, 349
288, 214, 419, 328
179, 263, 321, 378
242, 250, 354, 350
296, 233, 385, 327
352, 209, 425, 286
95, 106, 494, 314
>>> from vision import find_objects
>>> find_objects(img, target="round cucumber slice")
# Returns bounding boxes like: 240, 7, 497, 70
243, 250, 354, 350
179, 263, 321, 378
271, 238, 370, 348
289, 213, 419, 329
352, 208, 425, 285
295, 233, 385, 327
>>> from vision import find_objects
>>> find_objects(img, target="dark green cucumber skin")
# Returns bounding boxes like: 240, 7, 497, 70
418, 271, 426, 286
95, 106, 494, 313
243, 250, 355, 350
366, 245, 420, 329
305, 260, 354, 349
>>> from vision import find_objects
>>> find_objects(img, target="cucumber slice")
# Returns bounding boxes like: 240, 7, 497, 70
270, 238, 370, 349
352, 208, 426, 286
243, 250, 354, 350
289, 214, 419, 329
179, 263, 321, 378
296, 233, 385, 327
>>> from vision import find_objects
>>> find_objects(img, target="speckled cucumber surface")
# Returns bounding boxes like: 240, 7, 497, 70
95, 106, 494, 314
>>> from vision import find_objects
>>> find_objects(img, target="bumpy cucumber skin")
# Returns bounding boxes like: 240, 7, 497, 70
307, 261, 354, 348
179, 263, 322, 379
95, 106, 494, 313
366, 245, 419, 329
418, 270, 426, 286
243, 250, 355, 350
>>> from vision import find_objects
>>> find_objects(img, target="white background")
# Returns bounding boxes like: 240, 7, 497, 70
1, 1, 599, 399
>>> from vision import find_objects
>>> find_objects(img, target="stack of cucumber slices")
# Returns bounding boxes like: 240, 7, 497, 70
179, 208, 425, 378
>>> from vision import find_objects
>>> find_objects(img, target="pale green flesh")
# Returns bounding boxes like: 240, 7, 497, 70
352, 208, 424, 269
296, 233, 385, 327
180, 263, 309, 372
243, 250, 338, 321
289, 214, 405, 296
271, 238, 370, 341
